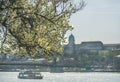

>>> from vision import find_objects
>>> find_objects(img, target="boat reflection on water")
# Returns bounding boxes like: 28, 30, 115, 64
18, 70, 43, 79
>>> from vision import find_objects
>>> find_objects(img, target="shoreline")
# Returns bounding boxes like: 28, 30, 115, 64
0, 69, 120, 73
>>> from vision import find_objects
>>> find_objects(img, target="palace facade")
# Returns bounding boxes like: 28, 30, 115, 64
64, 34, 120, 55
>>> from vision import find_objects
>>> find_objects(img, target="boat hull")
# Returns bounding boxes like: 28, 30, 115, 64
18, 71, 43, 79
18, 76, 43, 79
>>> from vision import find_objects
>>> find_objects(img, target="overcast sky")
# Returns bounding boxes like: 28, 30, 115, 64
66, 0, 120, 44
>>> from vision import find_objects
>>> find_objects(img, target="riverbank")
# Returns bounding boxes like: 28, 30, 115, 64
0, 68, 120, 73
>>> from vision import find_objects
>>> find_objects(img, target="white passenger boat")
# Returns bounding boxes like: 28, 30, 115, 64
18, 70, 43, 79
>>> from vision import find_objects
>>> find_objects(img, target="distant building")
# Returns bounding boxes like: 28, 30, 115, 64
80, 41, 104, 50
64, 34, 120, 55
114, 55, 120, 70
104, 44, 120, 50
64, 34, 80, 55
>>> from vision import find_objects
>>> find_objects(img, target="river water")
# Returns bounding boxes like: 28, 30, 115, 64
0, 72, 120, 82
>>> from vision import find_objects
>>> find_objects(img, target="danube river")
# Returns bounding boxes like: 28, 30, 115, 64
0, 72, 120, 82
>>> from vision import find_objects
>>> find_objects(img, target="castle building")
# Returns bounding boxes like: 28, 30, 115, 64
64, 34, 120, 55
64, 34, 80, 55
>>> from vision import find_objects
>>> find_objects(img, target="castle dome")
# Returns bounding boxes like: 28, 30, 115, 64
68, 34, 75, 45
69, 34, 75, 41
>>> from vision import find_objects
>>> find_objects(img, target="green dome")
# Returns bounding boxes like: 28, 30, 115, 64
69, 34, 75, 42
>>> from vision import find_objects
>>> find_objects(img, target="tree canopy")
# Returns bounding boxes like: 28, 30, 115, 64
0, 0, 85, 57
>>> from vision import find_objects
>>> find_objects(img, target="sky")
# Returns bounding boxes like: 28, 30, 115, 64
66, 0, 120, 44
